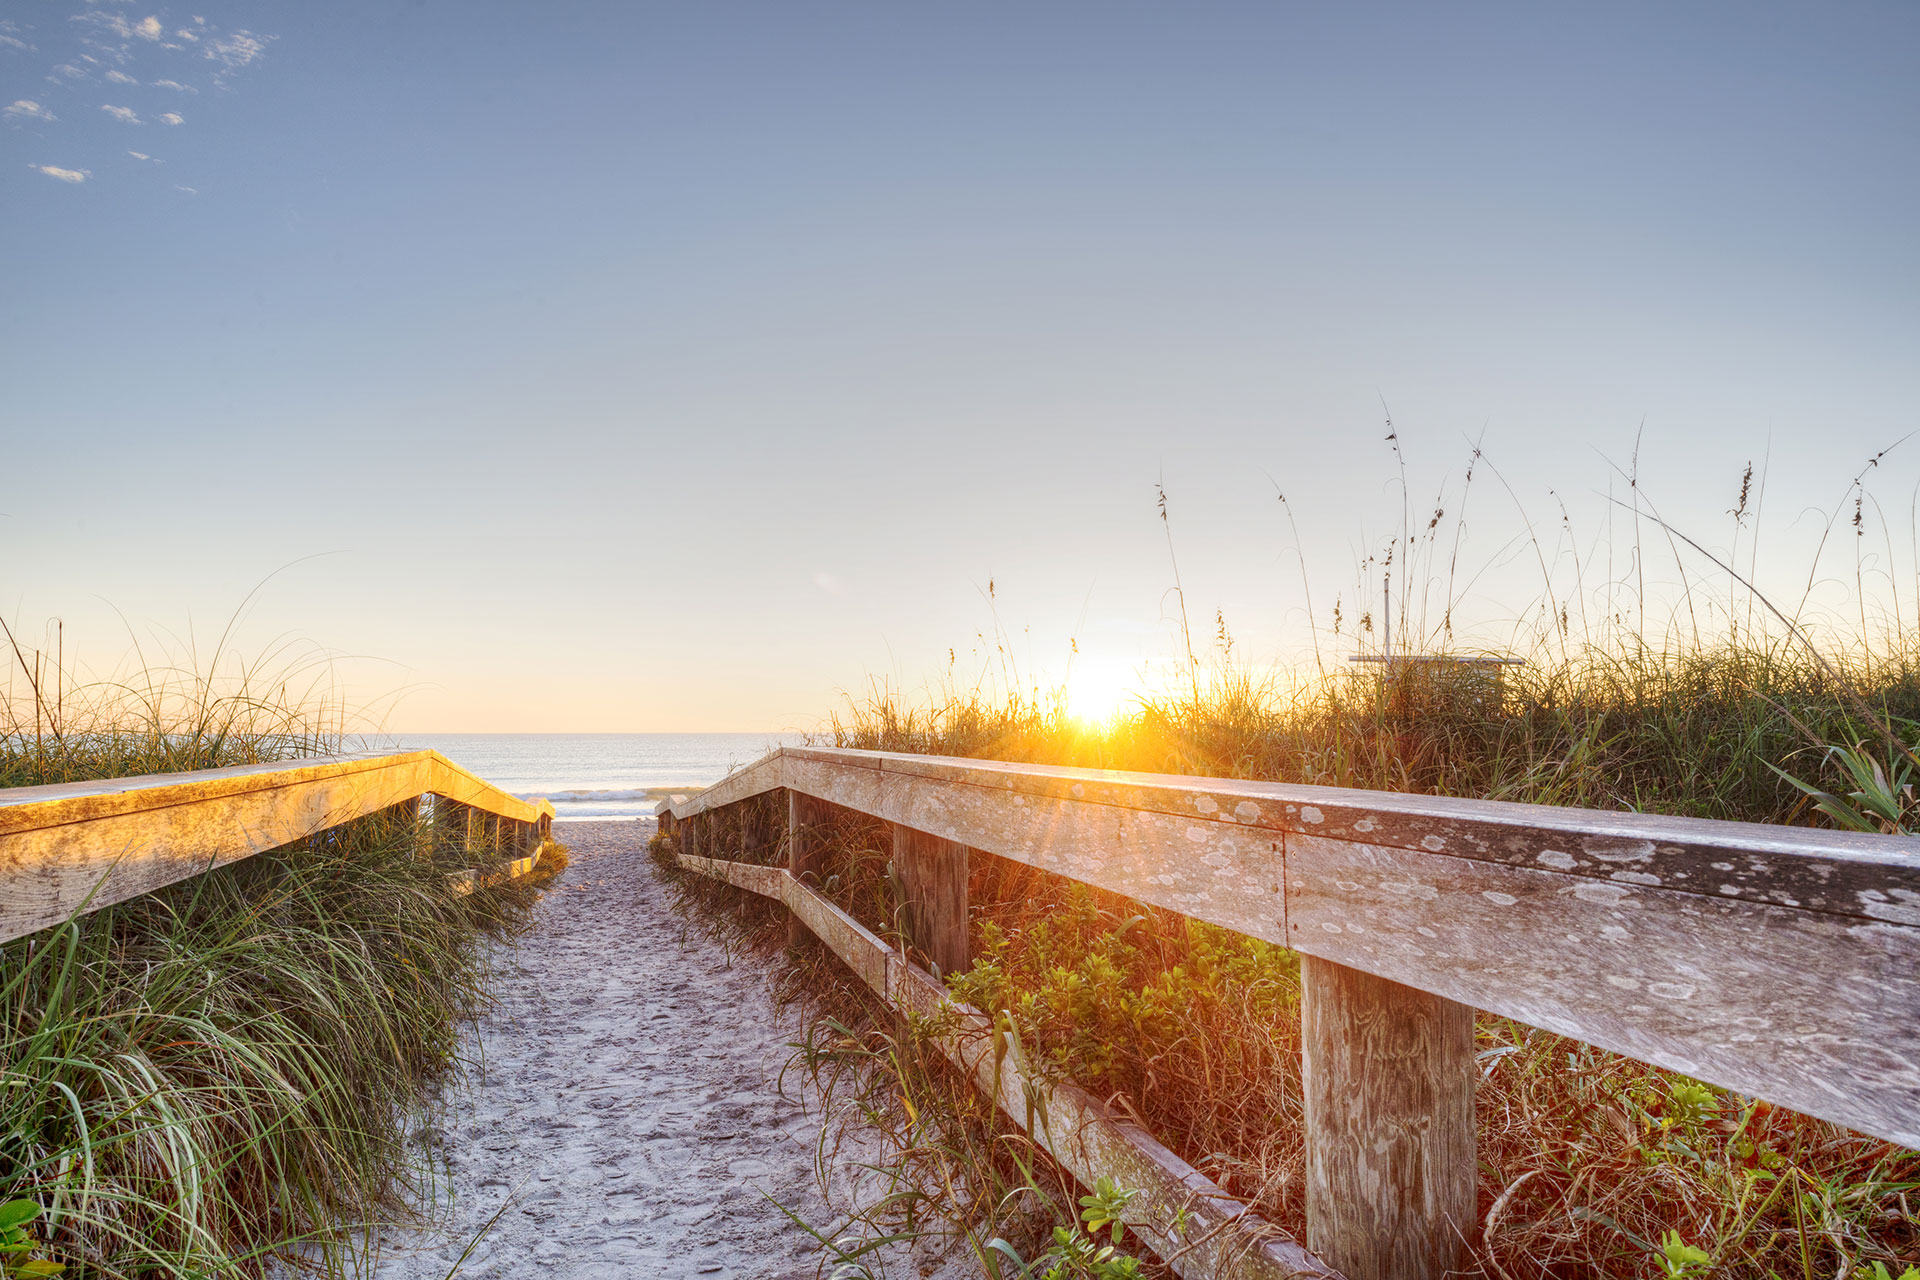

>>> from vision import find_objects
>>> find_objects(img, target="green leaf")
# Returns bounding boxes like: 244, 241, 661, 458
0, 1204, 38, 1233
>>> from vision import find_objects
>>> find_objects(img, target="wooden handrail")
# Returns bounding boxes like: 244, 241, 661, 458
663, 745, 1920, 1280
0, 750, 555, 943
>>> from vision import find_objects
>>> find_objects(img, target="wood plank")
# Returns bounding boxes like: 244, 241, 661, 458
783, 752, 1290, 948
778, 864, 893, 993
0, 751, 553, 944
891, 822, 969, 976
677, 748, 1920, 925
1301, 957, 1474, 1280
677, 851, 1339, 1280
679, 852, 788, 898
1285, 833, 1920, 1148
0, 753, 434, 943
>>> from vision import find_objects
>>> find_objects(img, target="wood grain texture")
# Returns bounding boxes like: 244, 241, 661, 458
1302, 956, 1474, 1280
788, 792, 837, 948
663, 748, 1920, 1146
677, 850, 1339, 1280
0, 751, 552, 944
891, 822, 969, 976
1286, 833, 1920, 1146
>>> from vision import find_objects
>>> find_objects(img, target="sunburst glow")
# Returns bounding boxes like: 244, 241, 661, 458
1064, 659, 1140, 728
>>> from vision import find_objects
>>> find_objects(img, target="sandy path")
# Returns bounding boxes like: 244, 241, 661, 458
370, 820, 899, 1280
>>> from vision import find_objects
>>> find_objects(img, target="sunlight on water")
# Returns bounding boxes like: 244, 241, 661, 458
376, 734, 802, 820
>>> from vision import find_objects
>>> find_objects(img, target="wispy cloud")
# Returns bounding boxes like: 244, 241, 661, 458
158, 110, 181, 125
0, 21, 32, 52
49, 63, 85, 80
127, 149, 160, 162
4, 99, 54, 123
151, 78, 195, 93
206, 29, 269, 72
31, 164, 88, 184
74, 11, 164, 50
174, 184, 196, 195
100, 103, 141, 124
105, 68, 136, 84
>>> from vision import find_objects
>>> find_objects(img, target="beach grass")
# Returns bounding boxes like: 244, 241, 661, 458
0, 631, 546, 1278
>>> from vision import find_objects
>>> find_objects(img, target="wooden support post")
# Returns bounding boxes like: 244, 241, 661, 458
788, 792, 834, 947
890, 822, 969, 978
434, 798, 470, 861
1301, 955, 1476, 1280
744, 799, 764, 858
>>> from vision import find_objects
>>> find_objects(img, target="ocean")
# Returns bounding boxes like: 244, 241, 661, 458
380, 734, 804, 821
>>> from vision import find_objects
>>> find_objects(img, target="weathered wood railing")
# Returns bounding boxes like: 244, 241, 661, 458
661, 746, 1920, 1280
0, 750, 556, 943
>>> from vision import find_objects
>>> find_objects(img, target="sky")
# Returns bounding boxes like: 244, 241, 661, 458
3, 2, 1917, 732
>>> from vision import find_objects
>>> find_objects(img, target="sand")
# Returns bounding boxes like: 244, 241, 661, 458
368, 819, 973, 1280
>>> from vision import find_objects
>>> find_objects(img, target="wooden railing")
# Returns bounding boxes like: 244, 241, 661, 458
661, 745, 1920, 1280
0, 750, 555, 943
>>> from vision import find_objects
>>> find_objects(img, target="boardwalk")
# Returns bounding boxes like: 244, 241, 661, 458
370, 821, 889, 1279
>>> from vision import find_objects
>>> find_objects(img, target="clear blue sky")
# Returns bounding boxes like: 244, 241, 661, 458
4, 3, 1916, 730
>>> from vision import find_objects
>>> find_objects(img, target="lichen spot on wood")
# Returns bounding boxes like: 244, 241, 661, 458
1185, 825, 1209, 843
1193, 795, 1218, 814
1300, 805, 1325, 825
1856, 888, 1920, 925
1481, 891, 1518, 906
1537, 849, 1577, 870
1586, 839, 1656, 864
1235, 801, 1260, 822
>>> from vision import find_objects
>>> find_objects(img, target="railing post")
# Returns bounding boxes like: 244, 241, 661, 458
434, 798, 470, 861
745, 796, 767, 858
1301, 955, 1476, 1280
787, 792, 834, 947
889, 823, 969, 977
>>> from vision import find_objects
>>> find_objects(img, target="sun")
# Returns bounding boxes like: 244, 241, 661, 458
1064, 660, 1139, 729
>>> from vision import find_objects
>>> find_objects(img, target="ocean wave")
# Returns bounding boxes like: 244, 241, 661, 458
528, 789, 656, 803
